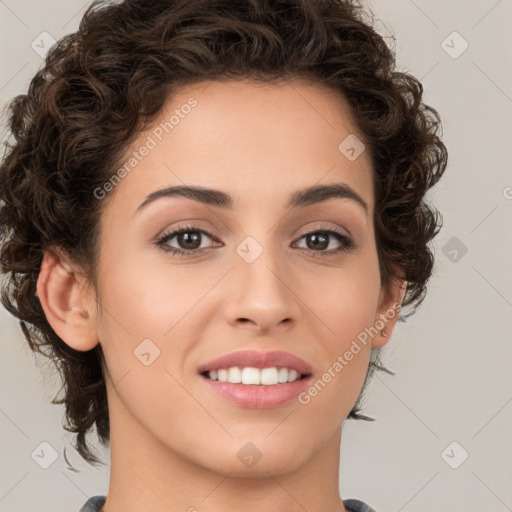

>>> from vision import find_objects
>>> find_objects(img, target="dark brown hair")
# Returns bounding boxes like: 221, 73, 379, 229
0, 0, 448, 466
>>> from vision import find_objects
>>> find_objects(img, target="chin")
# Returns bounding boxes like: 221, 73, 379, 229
194, 441, 311, 477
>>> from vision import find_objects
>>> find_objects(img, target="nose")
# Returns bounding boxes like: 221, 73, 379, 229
223, 243, 300, 334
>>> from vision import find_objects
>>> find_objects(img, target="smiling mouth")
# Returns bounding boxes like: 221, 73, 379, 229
198, 366, 313, 408
199, 367, 311, 386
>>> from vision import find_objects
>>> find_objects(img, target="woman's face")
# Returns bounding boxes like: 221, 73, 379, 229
69, 79, 400, 475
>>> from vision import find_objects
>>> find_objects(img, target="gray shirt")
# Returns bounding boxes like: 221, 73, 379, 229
79, 495, 379, 512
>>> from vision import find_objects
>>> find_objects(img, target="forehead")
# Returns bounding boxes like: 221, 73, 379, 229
102, 78, 374, 218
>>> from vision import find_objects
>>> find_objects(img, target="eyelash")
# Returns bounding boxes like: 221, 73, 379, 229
155, 223, 356, 258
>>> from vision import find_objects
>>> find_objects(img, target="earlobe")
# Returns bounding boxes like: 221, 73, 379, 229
36, 248, 99, 352
371, 277, 408, 349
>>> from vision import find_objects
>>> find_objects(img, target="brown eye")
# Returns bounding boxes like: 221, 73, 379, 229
156, 225, 356, 258
294, 229, 355, 255
156, 224, 218, 256
175, 231, 203, 250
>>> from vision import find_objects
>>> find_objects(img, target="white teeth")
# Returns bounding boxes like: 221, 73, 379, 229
278, 367, 289, 383
261, 367, 278, 385
242, 367, 260, 385
287, 369, 299, 382
206, 366, 303, 385
228, 367, 242, 383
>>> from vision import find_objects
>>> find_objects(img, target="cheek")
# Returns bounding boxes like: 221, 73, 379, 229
301, 250, 380, 394
315, 279, 378, 330
93, 255, 206, 429
296, 282, 376, 427
94, 253, 223, 395
304, 254, 380, 340
98, 252, 213, 335
313, 277, 376, 377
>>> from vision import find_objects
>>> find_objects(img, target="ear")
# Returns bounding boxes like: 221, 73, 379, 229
36, 247, 99, 351
371, 268, 408, 349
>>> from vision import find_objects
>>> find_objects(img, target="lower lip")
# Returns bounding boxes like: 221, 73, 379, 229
199, 374, 313, 409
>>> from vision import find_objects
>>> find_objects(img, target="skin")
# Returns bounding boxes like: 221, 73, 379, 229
37, 79, 406, 512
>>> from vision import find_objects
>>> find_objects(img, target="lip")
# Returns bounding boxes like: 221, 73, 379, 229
200, 375, 313, 409
197, 349, 313, 376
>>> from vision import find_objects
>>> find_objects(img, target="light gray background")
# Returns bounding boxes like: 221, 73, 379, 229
1, 1, 511, 511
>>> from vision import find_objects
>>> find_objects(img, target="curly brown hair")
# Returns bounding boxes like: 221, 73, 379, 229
0, 0, 447, 467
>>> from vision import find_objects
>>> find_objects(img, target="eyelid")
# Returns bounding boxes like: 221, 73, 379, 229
296, 221, 352, 239
156, 223, 221, 248
155, 220, 219, 242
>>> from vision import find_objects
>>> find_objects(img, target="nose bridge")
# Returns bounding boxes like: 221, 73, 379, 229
225, 231, 299, 330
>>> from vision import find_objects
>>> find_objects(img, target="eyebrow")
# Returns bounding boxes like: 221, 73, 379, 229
135, 182, 368, 215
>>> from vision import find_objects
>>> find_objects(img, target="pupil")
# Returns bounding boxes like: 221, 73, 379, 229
179, 232, 201, 249
308, 233, 327, 250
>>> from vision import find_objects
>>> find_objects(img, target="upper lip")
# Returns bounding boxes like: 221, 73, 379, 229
198, 350, 313, 376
